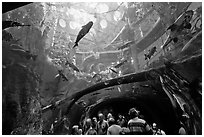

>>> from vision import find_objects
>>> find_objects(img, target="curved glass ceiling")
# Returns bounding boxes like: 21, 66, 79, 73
48, 2, 128, 52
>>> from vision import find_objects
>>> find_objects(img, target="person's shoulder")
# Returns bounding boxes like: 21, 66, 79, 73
115, 125, 122, 129
128, 119, 133, 124
137, 118, 146, 123
104, 119, 108, 122
104, 120, 108, 124
108, 125, 113, 130
161, 130, 166, 135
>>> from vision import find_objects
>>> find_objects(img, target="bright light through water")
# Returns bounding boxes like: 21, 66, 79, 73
131, 57, 134, 64
59, 19, 66, 28
114, 11, 122, 21
69, 21, 81, 30
96, 4, 109, 13
68, 7, 96, 30
117, 2, 128, 8
87, 2, 97, 8
100, 19, 107, 29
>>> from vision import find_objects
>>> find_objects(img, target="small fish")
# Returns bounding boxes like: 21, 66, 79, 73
109, 67, 118, 74
105, 87, 115, 90
92, 73, 98, 78
177, 10, 193, 32
40, 17, 46, 28
73, 21, 93, 48
114, 60, 128, 69
167, 10, 193, 33
54, 93, 65, 97
118, 41, 134, 50
10, 44, 24, 50
57, 70, 69, 81
117, 86, 121, 92
144, 46, 157, 60
140, 84, 158, 91
65, 61, 80, 72
91, 92, 100, 96
76, 100, 85, 105
10, 48, 37, 60
3, 20, 31, 30
167, 24, 179, 32
55, 73, 60, 79
140, 84, 151, 88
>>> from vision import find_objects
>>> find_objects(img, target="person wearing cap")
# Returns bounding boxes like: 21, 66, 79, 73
97, 113, 109, 135
127, 108, 153, 135
61, 115, 70, 134
178, 121, 187, 135
117, 114, 127, 127
71, 125, 79, 135
78, 129, 83, 135
107, 113, 114, 122
92, 117, 98, 132
107, 118, 122, 135
152, 123, 166, 135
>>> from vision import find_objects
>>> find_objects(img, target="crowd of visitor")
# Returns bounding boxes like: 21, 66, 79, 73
70, 108, 168, 135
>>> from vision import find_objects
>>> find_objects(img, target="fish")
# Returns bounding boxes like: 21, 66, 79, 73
140, 84, 158, 91
10, 48, 37, 60
118, 41, 135, 50
140, 84, 151, 88
114, 59, 128, 69
56, 70, 69, 81
10, 44, 24, 50
92, 73, 98, 78
65, 60, 80, 72
109, 67, 118, 74
168, 10, 193, 32
73, 21, 93, 48
144, 46, 157, 60
105, 87, 115, 91
162, 10, 194, 50
91, 92, 100, 96
76, 100, 86, 105
3, 20, 31, 30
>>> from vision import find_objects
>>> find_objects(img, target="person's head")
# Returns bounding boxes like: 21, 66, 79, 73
128, 108, 139, 119
98, 113, 104, 121
78, 129, 82, 135
107, 113, 113, 119
86, 118, 92, 127
118, 114, 122, 119
108, 118, 115, 126
92, 117, 97, 122
72, 125, 79, 134
152, 123, 157, 130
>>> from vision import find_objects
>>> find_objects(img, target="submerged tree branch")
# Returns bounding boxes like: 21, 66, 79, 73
42, 53, 201, 113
